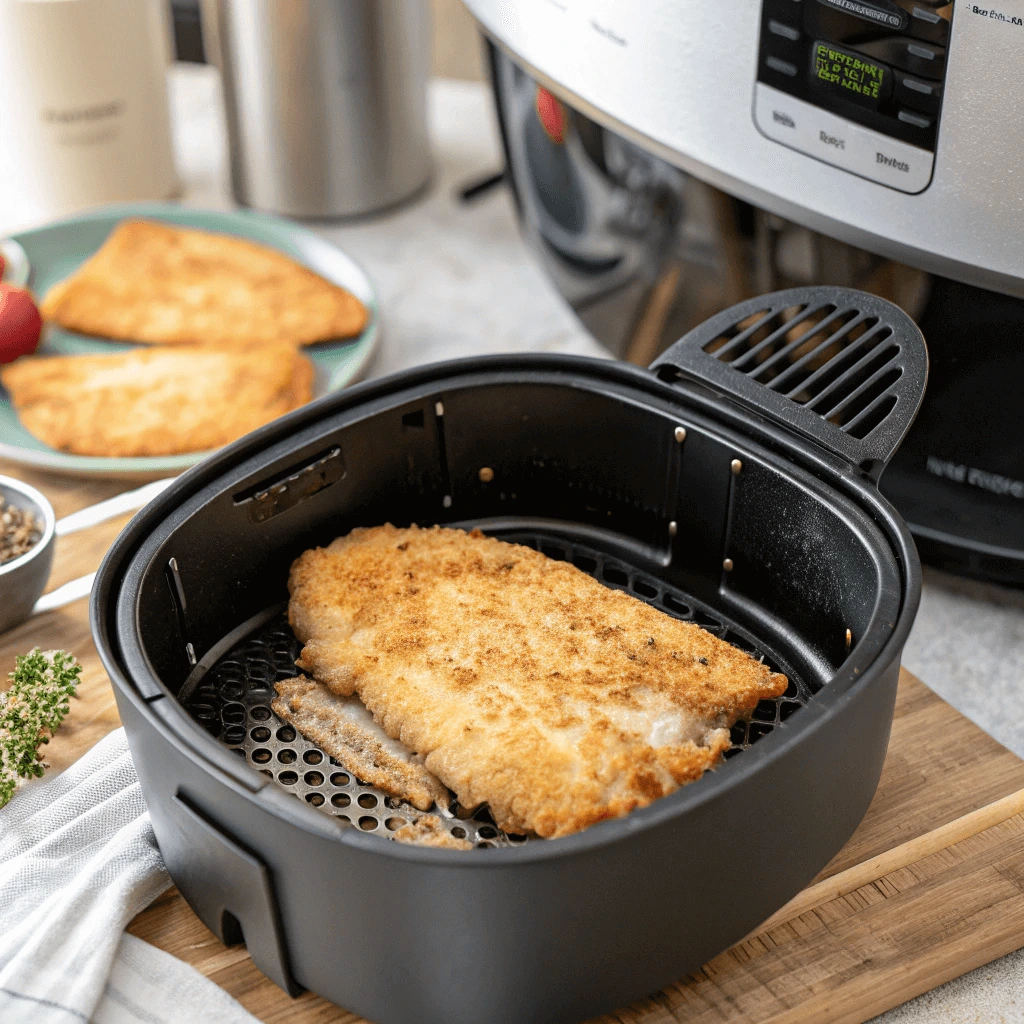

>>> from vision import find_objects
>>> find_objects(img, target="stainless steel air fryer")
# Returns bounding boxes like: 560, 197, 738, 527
202, 0, 431, 218
470, 0, 1024, 587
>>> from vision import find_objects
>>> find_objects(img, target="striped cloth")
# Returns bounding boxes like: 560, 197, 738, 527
0, 727, 261, 1024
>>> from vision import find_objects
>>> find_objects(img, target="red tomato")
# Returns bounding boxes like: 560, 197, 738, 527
0, 284, 42, 364
0, 252, 6, 280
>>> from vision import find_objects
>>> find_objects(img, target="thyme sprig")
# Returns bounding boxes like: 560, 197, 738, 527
0, 648, 81, 808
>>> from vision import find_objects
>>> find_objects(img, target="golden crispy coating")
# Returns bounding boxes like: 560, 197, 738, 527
40, 220, 368, 347
0, 343, 312, 457
272, 676, 449, 812
288, 525, 788, 840
393, 815, 473, 850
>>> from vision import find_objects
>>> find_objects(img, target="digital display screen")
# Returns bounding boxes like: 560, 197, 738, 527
812, 41, 891, 109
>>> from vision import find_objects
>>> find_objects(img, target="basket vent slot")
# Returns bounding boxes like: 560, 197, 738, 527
165, 557, 196, 667
233, 447, 345, 524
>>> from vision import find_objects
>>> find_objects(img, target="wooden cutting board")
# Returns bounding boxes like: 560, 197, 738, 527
124, 672, 1024, 1024
5, 457, 1024, 1024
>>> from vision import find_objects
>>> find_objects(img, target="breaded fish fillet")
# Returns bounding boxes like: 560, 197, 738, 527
288, 525, 788, 839
0, 343, 312, 457
40, 220, 368, 347
272, 676, 448, 812
393, 815, 472, 850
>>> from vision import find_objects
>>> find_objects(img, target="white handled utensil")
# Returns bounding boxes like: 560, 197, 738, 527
32, 572, 97, 615
30, 478, 176, 616
54, 477, 176, 537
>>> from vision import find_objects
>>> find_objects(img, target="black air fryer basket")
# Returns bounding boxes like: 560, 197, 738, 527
93, 288, 927, 1024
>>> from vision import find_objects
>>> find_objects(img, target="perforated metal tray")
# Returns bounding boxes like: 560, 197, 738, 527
182, 532, 811, 847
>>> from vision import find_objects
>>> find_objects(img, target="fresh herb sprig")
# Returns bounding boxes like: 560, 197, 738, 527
0, 648, 81, 808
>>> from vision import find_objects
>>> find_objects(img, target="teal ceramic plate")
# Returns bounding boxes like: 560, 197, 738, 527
0, 203, 379, 478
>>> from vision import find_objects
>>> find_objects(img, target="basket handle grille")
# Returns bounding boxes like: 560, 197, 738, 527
650, 287, 928, 480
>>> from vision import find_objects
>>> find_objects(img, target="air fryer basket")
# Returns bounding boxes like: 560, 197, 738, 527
94, 288, 926, 1024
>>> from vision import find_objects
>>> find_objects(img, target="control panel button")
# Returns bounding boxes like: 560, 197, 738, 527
895, 72, 942, 114
754, 82, 935, 194
909, 5, 950, 45
766, 55, 800, 76
855, 37, 945, 80
810, 40, 894, 110
897, 109, 932, 129
768, 19, 802, 40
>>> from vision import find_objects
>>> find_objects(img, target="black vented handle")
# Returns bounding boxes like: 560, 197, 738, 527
650, 286, 928, 480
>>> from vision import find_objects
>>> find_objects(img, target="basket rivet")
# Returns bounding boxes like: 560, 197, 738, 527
442, 495, 453, 508
479, 467, 494, 483
723, 557, 734, 572
435, 401, 444, 417
731, 459, 743, 476
668, 520, 678, 537
674, 426, 687, 443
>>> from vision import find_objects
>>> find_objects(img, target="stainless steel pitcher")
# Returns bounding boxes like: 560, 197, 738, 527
202, 0, 431, 218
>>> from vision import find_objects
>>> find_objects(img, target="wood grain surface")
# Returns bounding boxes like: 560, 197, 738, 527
4, 459, 1024, 1024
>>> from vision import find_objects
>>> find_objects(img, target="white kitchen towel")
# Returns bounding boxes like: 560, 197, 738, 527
93, 933, 261, 1024
0, 727, 261, 1024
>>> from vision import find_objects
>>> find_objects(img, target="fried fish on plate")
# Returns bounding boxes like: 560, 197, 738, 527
272, 675, 449, 812
39, 220, 368, 347
0, 342, 312, 457
287, 524, 788, 840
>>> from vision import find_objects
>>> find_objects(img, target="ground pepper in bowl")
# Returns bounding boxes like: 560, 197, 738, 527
0, 494, 42, 565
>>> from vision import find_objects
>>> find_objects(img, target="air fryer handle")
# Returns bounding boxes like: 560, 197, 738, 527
650, 287, 929, 480
167, 793, 302, 997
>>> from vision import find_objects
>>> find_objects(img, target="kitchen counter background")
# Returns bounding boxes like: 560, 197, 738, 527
35, 62, 1024, 1023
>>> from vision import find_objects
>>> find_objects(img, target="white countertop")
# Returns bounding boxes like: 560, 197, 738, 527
67, 63, 1024, 1023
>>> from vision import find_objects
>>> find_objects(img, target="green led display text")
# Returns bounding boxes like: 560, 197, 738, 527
814, 43, 886, 101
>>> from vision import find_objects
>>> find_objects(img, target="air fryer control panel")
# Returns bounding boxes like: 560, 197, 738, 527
755, 0, 952, 193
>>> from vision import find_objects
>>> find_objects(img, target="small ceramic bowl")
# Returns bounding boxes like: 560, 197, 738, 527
0, 475, 55, 634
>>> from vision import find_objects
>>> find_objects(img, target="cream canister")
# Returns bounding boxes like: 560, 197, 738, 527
0, 0, 179, 233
